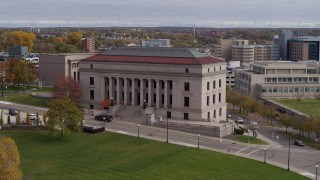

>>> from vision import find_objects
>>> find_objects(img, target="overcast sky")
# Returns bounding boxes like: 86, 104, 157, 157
0, 0, 319, 27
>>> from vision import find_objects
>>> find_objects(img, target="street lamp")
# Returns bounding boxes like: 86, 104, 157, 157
197, 134, 200, 149
137, 124, 140, 138
288, 134, 295, 171
316, 164, 318, 180
166, 112, 169, 143
143, 99, 146, 109
264, 148, 267, 164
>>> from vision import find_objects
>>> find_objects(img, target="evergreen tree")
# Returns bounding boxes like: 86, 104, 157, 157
26, 112, 30, 127
16, 111, 21, 126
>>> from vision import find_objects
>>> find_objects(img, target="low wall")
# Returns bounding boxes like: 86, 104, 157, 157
153, 121, 233, 137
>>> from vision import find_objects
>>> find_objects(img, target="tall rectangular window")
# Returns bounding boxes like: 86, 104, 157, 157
219, 108, 222, 116
184, 82, 190, 91
90, 90, 94, 99
207, 96, 209, 106
213, 94, 216, 104
207, 112, 210, 120
185, 68, 189, 73
207, 82, 210, 90
167, 111, 171, 118
170, 95, 172, 105
154, 81, 157, 88
213, 80, 216, 89
219, 79, 222, 88
169, 81, 173, 89
90, 77, 94, 85
184, 113, 189, 120
219, 93, 221, 102
184, 97, 189, 107
214, 110, 216, 118
154, 94, 156, 103
161, 94, 164, 104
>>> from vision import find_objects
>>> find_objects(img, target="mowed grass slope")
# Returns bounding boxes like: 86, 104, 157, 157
274, 98, 320, 116
0, 131, 307, 180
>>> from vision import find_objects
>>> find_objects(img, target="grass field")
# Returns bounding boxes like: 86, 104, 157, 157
274, 98, 320, 116
0, 130, 307, 180
0, 93, 50, 107
232, 135, 268, 145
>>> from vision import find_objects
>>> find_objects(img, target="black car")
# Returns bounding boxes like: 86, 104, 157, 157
95, 115, 113, 122
294, 140, 304, 147
9, 108, 17, 116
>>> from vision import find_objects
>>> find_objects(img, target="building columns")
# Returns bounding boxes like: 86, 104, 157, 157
164, 80, 168, 108
108, 77, 114, 100
156, 79, 160, 108
124, 78, 128, 105
132, 78, 136, 105
148, 79, 152, 107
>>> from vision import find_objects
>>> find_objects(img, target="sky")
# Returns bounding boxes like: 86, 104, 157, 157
0, 0, 319, 27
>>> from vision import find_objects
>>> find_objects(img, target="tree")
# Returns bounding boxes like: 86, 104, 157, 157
5, 59, 19, 86
11, 31, 36, 52
53, 76, 81, 102
279, 113, 293, 132
47, 96, 84, 141
67, 32, 83, 47
0, 110, 3, 128
7, 116, 10, 125
0, 62, 6, 97
312, 116, 320, 138
43, 111, 47, 125
0, 136, 23, 179
26, 112, 30, 127
16, 111, 21, 126
36, 112, 40, 127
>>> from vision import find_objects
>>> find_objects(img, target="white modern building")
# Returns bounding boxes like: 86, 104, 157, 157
79, 47, 227, 122
235, 60, 320, 98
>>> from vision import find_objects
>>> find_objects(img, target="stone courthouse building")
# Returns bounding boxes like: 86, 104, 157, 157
79, 47, 227, 122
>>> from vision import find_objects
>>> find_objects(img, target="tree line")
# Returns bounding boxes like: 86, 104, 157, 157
227, 91, 320, 138
0, 59, 37, 92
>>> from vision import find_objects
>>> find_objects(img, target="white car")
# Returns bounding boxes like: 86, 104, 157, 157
29, 113, 36, 121
235, 117, 244, 124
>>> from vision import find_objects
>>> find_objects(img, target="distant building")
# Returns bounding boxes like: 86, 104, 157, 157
81, 38, 95, 53
8, 46, 28, 59
288, 36, 320, 61
38, 53, 95, 86
278, 30, 293, 60
235, 61, 320, 98
141, 39, 171, 47
226, 61, 241, 89
231, 44, 279, 63
214, 39, 249, 62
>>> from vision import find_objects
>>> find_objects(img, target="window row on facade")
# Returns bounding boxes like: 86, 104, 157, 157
265, 77, 319, 83
262, 86, 320, 94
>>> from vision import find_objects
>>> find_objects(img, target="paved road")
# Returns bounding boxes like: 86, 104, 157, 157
85, 118, 320, 179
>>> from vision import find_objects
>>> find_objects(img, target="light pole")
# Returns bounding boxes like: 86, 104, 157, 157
316, 164, 318, 180
137, 124, 140, 138
288, 134, 295, 171
264, 148, 267, 164
197, 134, 200, 149
166, 112, 169, 143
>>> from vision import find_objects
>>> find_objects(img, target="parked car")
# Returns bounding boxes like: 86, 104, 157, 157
227, 112, 232, 118
95, 115, 113, 122
235, 117, 245, 124
29, 113, 36, 121
9, 108, 17, 116
294, 140, 304, 147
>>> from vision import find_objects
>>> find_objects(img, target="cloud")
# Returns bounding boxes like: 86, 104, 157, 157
0, 0, 319, 27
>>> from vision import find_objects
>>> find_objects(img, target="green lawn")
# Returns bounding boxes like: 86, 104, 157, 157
0, 130, 307, 180
274, 98, 320, 116
232, 135, 268, 145
0, 93, 50, 107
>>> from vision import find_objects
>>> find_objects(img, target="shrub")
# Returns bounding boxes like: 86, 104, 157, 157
234, 127, 245, 135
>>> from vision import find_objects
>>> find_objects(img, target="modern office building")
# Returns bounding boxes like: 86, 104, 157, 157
141, 39, 171, 47
8, 46, 28, 59
79, 47, 227, 122
235, 61, 320, 98
278, 30, 293, 60
288, 36, 320, 61
38, 53, 95, 86
231, 45, 255, 63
